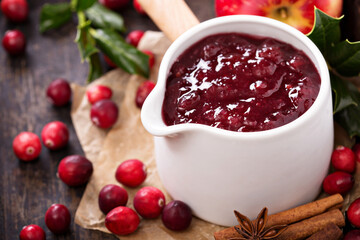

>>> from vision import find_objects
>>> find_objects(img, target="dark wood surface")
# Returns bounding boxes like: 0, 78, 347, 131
0, 0, 358, 239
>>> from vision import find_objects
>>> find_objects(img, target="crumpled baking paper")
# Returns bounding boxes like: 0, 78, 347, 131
71, 31, 224, 239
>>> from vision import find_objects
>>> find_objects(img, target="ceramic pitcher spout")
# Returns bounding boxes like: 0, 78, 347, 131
141, 83, 181, 137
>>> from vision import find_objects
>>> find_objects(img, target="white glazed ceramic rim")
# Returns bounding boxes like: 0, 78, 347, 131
141, 15, 331, 140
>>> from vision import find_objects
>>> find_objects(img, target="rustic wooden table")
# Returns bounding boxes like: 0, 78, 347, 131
0, 0, 358, 239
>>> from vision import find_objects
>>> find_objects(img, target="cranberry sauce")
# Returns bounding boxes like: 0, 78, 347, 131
162, 33, 321, 132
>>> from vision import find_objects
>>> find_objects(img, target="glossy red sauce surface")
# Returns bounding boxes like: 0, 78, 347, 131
162, 33, 321, 132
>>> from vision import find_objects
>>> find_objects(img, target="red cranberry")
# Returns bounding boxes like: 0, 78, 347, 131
323, 171, 354, 195
115, 159, 147, 187
133, 0, 145, 15
344, 229, 360, 240
45, 204, 71, 234
58, 155, 93, 187
143, 50, 155, 68
105, 206, 140, 235
86, 84, 113, 105
331, 145, 356, 173
41, 121, 69, 150
99, 0, 129, 10
46, 78, 72, 107
353, 144, 360, 162
2, 29, 26, 55
98, 184, 128, 214
104, 55, 117, 68
1, 0, 28, 22
135, 81, 155, 108
133, 186, 165, 218
90, 99, 119, 128
13, 132, 42, 161
19, 224, 46, 240
348, 198, 360, 228
126, 30, 144, 47
162, 200, 192, 231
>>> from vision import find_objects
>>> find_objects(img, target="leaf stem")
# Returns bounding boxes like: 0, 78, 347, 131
77, 11, 86, 26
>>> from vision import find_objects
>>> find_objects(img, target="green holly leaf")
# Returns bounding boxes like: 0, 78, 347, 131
75, 20, 98, 61
333, 77, 360, 138
88, 53, 103, 82
328, 40, 360, 77
85, 3, 126, 32
39, 3, 72, 33
307, 8, 342, 59
335, 106, 360, 138
71, 0, 96, 11
331, 73, 358, 114
90, 28, 149, 78
334, 83, 360, 138
307, 8, 360, 138
75, 12, 102, 82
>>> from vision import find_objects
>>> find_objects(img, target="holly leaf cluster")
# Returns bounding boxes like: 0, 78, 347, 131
307, 8, 360, 138
39, 0, 149, 82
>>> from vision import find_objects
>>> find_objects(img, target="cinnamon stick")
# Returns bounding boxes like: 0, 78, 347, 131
266, 194, 343, 227
276, 209, 345, 240
214, 194, 343, 240
305, 223, 343, 240
328, 203, 343, 211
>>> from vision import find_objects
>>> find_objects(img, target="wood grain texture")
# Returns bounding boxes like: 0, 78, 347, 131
0, 0, 359, 239
137, 0, 200, 42
0, 1, 212, 239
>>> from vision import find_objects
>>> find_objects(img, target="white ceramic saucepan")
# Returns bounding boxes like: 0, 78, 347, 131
139, 0, 333, 227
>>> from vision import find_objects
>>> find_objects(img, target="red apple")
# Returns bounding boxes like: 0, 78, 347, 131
215, 0, 343, 34
315, 0, 342, 18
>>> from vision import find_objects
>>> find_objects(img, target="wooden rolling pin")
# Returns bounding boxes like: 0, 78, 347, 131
136, 0, 200, 42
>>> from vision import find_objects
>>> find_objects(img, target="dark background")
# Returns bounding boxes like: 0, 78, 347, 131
0, 0, 359, 239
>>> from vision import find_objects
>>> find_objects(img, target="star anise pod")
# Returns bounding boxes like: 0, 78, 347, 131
229, 207, 287, 240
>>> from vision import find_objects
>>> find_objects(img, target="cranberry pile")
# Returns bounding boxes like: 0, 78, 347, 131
163, 33, 321, 132
13, 78, 94, 237
101, 159, 193, 235
322, 144, 360, 237
13, 74, 185, 236
323, 146, 357, 195
8, 5, 178, 234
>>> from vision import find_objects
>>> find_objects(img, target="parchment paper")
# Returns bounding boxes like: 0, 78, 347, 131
71, 31, 224, 239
